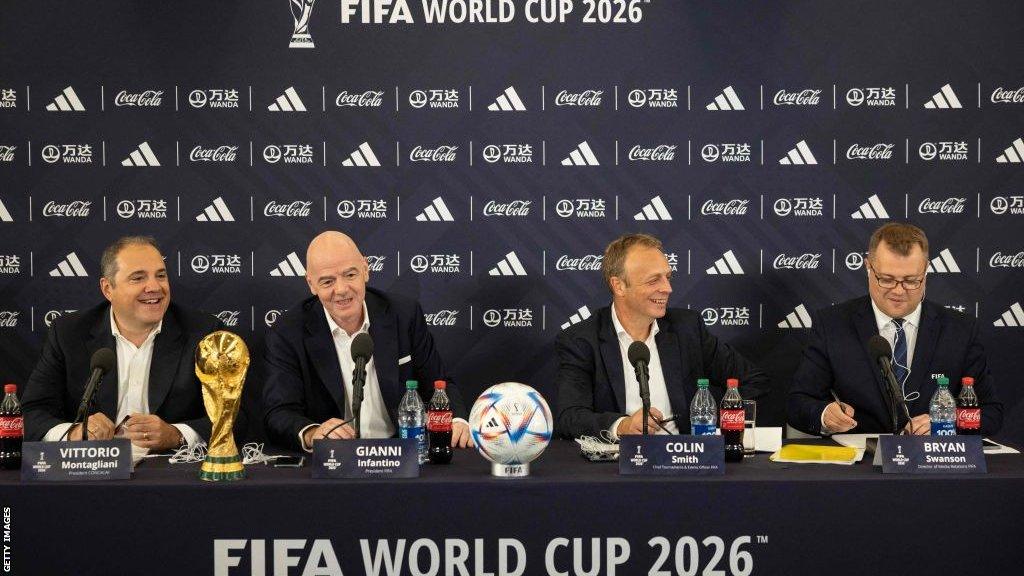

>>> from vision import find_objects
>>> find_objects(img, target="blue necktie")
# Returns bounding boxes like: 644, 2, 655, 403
891, 318, 908, 391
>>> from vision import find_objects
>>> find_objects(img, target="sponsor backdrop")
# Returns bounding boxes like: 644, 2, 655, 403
0, 1, 1022, 444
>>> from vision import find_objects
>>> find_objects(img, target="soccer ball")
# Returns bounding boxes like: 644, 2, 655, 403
469, 382, 553, 477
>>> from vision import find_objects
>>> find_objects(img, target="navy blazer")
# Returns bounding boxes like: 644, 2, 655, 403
21, 302, 221, 442
262, 288, 466, 451
555, 305, 770, 439
787, 296, 1002, 436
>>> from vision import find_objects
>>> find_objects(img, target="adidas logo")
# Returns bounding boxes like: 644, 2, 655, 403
705, 86, 744, 111
268, 87, 307, 112
995, 137, 1024, 163
341, 142, 381, 167
633, 196, 672, 221
560, 141, 600, 166
560, 306, 592, 330
851, 194, 890, 219
195, 197, 235, 222
923, 84, 962, 109
778, 304, 812, 329
779, 141, 817, 165
121, 142, 161, 167
415, 197, 454, 222
270, 252, 306, 277
49, 252, 88, 277
487, 86, 526, 111
994, 302, 1024, 327
706, 250, 744, 275
488, 251, 527, 276
0, 198, 12, 222
927, 248, 961, 273
45, 86, 85, 112
484, 416, 502, 429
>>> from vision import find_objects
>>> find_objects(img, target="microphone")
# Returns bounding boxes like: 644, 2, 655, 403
627, 341, 652, 435
868, 335, 911, 435
75, 347, 116, 441
350, 333, 374, 439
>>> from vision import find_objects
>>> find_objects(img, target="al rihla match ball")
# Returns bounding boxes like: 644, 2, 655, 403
469, 382, 553, 477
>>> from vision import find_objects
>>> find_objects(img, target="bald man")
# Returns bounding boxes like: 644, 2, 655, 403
263, 231, 472, 452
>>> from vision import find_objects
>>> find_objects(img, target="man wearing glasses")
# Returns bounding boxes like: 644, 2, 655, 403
787, 223, 1002, 436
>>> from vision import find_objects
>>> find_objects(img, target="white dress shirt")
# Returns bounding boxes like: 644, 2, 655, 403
608, 304, 679, 439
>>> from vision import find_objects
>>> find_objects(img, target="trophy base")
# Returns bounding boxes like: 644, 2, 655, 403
491, 462, 529, 478
200, 454, 245, 482
289, 33, 314, 49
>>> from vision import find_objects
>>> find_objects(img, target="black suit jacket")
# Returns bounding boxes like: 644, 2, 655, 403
787, 296, 1003, 436
262, 288, 466, 451
555, 305, 770, 439
22, 302, 222, 441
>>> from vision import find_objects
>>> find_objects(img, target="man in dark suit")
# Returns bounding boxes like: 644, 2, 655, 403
22, 236, 221, 450
556, 233, 769, 440
262, 231, 471, 452
788, 223, 1002, 436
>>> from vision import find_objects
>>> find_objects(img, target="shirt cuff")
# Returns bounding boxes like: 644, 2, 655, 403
172, 424, 202, 448
299, 423, 319, 453
44, 422, 74, 442
607, 417, 627, 442
819, 407, 833, 436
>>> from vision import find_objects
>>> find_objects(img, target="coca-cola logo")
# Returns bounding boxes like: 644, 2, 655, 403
427, 411, 453, 431
701, 199, 749, 216
264, 201, 312, 217
0, 417, 23, 435
216, 310, 240, 327
847, 143, 894, 160
628, 145, 676, 162
956, 408, 981, 426
114, 90, 163, 107
0, 311, 18, 327
989, 251, 1024, 268
365, 255, 386, 272
773, 253, 822, 269
425, 310, 458, 326
410, 145, 458, 162
42, 200, 91, 217
190, 145, 238, 162
773, 89, 821, 106
335, 90, 384, 107
720, 409, 745, 429
554, 90, 603, 107
0, 145, 15, 162
918, 197, 966, 214
991, 87, 1024, 103
482, 200, 530, 217
555, 255, 602, 271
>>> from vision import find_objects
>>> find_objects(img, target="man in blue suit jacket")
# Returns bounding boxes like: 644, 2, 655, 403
263, 231, 471, 452
788, 223, 1002, 436
556, 233, 769, 440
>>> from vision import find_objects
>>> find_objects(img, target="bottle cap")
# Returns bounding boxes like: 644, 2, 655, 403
405, 380, 418, 390
433, 380, 446, 390
726, 378, 739, 388
3, 384, 15, 394
697, 378, 709, 388
962, 377, 975, 387
937, 376, 949, 386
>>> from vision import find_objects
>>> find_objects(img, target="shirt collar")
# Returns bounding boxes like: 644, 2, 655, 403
323, 301, 371, 338
870, 298, 922, 332
109, 306, 162, 345
610, 303, 660, 342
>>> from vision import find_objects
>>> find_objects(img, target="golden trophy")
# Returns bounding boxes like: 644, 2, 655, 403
195, 330, 249, 481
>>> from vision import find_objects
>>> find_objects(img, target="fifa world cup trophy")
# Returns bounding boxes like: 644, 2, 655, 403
195, 331, 249, 481
289, 0, 317, 48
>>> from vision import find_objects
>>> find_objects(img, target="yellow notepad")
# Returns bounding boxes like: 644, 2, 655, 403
769, 444, 861, 465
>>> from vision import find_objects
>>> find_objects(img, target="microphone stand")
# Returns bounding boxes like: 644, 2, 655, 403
73, 368, 106, 442
634, 361, 651, 436
351, 358, 367, 439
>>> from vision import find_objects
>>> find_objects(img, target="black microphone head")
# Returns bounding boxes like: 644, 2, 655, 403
627, 341, 650, 365
91, 347, 116, 373
351, 333, 374, 361
868, 334, 893, 361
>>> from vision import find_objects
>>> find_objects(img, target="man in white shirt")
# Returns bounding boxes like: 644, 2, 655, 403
22, 236, 222, 449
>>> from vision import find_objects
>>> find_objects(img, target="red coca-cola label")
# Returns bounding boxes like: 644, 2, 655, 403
956, 408, 981, 429
427, 411, 452, 432
0, 416, 23, 437
720, 409, 745, 431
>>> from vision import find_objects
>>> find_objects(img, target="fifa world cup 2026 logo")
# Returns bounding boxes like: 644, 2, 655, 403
195, 331, 249, 481
289, 0, 317, 48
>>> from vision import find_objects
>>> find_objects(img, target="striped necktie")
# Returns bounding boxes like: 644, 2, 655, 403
891, 318, 908, 390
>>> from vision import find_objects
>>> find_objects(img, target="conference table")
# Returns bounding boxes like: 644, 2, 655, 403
1, 439, 1021, 576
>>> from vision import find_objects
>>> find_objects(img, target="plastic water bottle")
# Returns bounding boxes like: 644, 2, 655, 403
398, 380, 428, 463
689, 378, 717, 435
929, 376, 957, 436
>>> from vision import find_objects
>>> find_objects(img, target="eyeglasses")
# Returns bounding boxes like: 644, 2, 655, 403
868, 264, 925, 290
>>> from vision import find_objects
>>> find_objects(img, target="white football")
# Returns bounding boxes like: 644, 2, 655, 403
469, 382, 553, 466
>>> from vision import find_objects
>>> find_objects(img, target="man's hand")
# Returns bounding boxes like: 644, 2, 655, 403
452, 421, 474, 448
68, 412, 115, 441
616, 407, 665, 437
904, 414, 931, 435
823, 401, 857, 433
123, 413, 182, 451
303, 418, 356, 448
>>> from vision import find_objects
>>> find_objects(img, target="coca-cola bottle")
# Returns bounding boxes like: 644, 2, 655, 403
956, 377, 981, 435
720, 378, 745, 463
427, 380, 453, 464
0, 384, 24, 470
